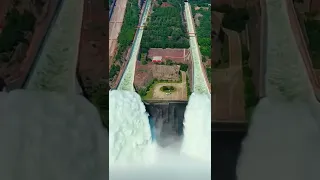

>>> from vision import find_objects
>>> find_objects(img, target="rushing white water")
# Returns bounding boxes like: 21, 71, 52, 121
0, 90, 108, 179
110, 149, 211, 180
237, 1, 320, 180
109, 90, 156, 166
181, 93, 211, 162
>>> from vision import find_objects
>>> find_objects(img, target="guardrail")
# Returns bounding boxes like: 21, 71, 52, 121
109, 0, 116, 20
259, 0, 267, 98
286, 0, 320, 88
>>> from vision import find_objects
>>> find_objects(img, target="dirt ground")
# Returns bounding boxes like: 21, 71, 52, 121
149, 71, 187, 101
109, 0, 127, 63
77, 0, 108, 90
1, 0, 60, 90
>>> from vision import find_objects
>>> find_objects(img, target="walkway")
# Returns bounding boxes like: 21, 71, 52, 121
109, 0, 127, 64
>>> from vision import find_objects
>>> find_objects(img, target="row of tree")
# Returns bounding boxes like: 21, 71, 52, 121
305, 19, 320, 69
192, 6, 211, 59
140, 0, 189, 53
0, 8, 36, 56
114, 0, 139, 62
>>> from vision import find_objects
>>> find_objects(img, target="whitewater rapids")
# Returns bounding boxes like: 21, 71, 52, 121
109, 90, 156, 166
236, 0, 320, 180
181, 93, 211, 162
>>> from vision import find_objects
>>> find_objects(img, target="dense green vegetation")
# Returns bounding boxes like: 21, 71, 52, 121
222, 8, 249, 32
0, 8, 36, 61
206, 67, 211, 83
189, 0, 210, 7
214, 33, 229, 68
241, 44, 258, 120
212, 4, 249, 33
109, 64, 120, 80
140, 0, 189, 53
115, 0, 139, 62
89, 83, 109, 129
192, 5, 211, 59
179, 63, 188, 71
305, 19, 320, 69
186, 74, 191, 97
160, 85, 176, 92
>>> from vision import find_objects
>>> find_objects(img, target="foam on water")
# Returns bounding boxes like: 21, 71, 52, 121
237, 0, 320, 179
110, 146, 211, 180
109, 90, 156, 166
181, 93, 211, 162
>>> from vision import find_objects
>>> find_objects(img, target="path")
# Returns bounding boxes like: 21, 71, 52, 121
109, 0, 127, 65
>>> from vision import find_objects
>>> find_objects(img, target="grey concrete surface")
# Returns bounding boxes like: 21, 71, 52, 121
0, 90, 108, 180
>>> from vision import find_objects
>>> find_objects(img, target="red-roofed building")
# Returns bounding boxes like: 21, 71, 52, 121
148, 48, 191, 64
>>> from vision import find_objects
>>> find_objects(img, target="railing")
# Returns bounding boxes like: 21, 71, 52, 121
286, 0, 320, 88
109, 0, 117, 20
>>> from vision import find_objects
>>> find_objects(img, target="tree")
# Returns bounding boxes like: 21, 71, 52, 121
180, 63, 188, 71
222, 8, 249, 32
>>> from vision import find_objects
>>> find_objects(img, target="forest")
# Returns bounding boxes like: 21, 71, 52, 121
0, 8, 36, 62
114, 0, 139, 62
188, 0, 210, 5
191, 5, 211, 59
140, 0, 189, 53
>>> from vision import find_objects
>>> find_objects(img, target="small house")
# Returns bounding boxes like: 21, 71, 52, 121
152, 56, 162, 63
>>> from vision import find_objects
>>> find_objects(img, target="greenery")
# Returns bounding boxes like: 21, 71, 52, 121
214, 33, 229, 68
160, 85, 176, 92
140, 0, 189, 53
115, 0, 139, 62
180, 63, 188, 71
192, 5, 211, 58
109, 64, 120, 80
305, 19, 320, 69
0, 8, 36, 54
89, 83, 109, 129
221, 7, 249, 32
189, 0, 210, 7
186, 74, 191, 98
212, 4, 233, 13
241, 44, 258, 119
206, 67, 211, 83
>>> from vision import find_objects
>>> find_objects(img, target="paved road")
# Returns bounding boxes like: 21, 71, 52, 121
109, 0, 127, 62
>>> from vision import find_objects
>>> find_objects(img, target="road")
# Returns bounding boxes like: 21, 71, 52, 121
117, 0, 152, 91
109, 0, 127, 63
184, 2, 210, 94
25, 0, 84, 93
264, 0, 315, 101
